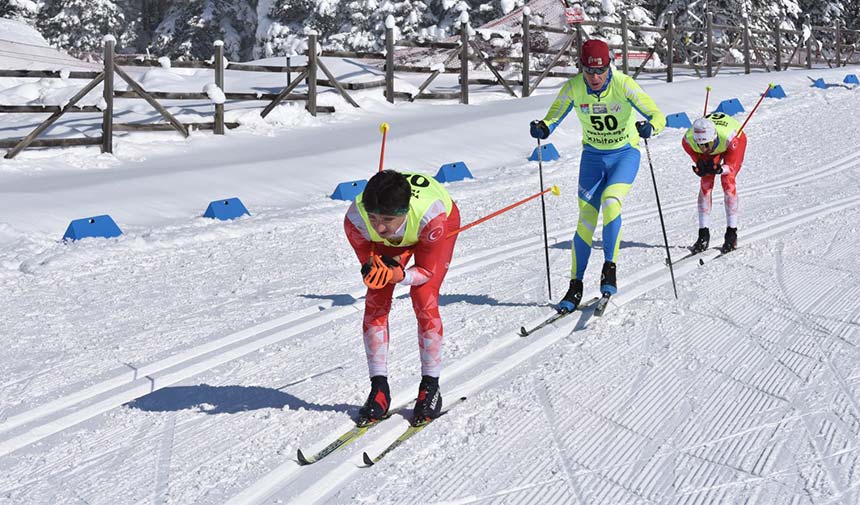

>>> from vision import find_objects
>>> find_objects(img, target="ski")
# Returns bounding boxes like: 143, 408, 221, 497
666, 248, 703, 267
519, 297, 600, 336
593, 293, 612, 317
297, 414, 394, 465
362, 396, 467, 466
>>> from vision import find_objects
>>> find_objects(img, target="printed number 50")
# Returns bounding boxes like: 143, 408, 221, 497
590, 115, 619, 131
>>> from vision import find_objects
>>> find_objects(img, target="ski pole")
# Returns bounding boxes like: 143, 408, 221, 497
642, 138, 678, 299
536, 138, 553, 300
447, 186, 561, 238
378, 122, 389, 172
737, 84, 773, 136
703, 85, 711, 116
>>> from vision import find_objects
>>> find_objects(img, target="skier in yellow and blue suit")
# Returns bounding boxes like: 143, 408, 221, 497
530, 39, 665, 313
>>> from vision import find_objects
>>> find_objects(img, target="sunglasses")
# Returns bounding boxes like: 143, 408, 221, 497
697, 141, 715, 150
582, 65, 609, 75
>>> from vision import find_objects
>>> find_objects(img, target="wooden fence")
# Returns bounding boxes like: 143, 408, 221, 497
1, 14, 857, 158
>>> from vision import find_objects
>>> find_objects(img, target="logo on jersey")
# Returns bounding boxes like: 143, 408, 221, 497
427, 227, 444, 242
579, 104, 590, 114
609, 102, 622, 113
592, 103, 607, 114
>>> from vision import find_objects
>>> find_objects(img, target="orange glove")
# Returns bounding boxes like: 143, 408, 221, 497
361, 255, 404, 289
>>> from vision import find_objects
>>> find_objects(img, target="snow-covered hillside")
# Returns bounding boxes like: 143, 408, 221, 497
1, 19, 860, 505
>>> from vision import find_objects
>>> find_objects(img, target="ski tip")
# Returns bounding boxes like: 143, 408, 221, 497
518, 327, 529, 337
698, 258, 705, 266
297, 449, 311, 466
362, 452, 374, 466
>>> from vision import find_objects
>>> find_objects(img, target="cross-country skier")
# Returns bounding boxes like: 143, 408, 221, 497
344, 169, 460, 425
682, 113, 748, 253
529, 39, 666, 313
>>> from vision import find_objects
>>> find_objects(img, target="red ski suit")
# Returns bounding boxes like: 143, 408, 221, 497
345, 201, 460, 378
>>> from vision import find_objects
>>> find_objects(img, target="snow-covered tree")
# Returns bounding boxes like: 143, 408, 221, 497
150, 0, 256, 60
0, 0, 39, 22
37, 0, 128, 55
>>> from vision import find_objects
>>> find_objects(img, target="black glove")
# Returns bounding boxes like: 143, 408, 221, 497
635, 120, 653, 139
530, 120, 550, 140
693, 157, 715, 177
361, 254, 400, 276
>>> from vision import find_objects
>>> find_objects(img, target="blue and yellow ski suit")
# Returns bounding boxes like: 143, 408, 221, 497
541, 70, 665, 291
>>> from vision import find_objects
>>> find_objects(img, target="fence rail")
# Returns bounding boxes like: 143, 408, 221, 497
2, 14, 857, 158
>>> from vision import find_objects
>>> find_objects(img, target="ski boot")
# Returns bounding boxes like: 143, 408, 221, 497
412, 375, 442, 426
556, 279, 583, 314
721, 227, 737, 253
357, 375, 390, 426
595, 261, 616, 317
691, 227, 710, 253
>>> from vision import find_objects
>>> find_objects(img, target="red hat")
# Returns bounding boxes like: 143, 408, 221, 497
580, 39, 610, 68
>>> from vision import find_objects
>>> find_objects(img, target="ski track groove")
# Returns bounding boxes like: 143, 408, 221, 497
244, 190, 855, 504
4, 154, 860, 502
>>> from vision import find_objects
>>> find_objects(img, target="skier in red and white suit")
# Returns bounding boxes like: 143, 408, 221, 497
344, 169, 459, 425
682, 113, 748, 253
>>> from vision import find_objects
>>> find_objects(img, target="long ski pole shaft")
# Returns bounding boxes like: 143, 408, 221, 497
643, 139, 678, 299
537, 138, 553, 300
447, 185, 560, 238
738, 84, 772, 135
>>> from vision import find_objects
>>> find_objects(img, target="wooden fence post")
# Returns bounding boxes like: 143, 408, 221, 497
835, 23, 841, 67
774, 23, 782, 72
214, 41, 224, 135
706, 11, 713, 78
621, 13, 629, 74
575, 24, 583, 62
522, 10, 530, 97
666, 12, 674, 83
385, 27, 394, 103
307, 33, 318, 116
460, 20, 469, 105
743, 16, 751, 74
102, 37, 114, 154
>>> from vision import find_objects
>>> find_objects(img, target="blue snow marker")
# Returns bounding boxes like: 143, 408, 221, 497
434, 162, 473, 183
812, 78, 827, 89
844, 74, 859, 85
528, 143, 560, 162
62, 215, 122, 241
665, 112, 692, 129
713, 98, 745, 116
765, 84, 786, 99
203, 197, 250, 220
330, 179, 367, 201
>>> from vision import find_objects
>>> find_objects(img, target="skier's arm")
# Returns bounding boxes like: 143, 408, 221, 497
624, 76, 666, 135
401, 213, 449, 286
720, 133, 747, 175
541, 80, 577, 136
344, 203, 373, 265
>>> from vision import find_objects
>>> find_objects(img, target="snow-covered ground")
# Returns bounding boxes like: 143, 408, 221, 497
1, 21, 860, 505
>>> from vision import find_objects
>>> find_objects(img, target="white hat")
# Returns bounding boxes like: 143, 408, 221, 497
692, 118, 716, 144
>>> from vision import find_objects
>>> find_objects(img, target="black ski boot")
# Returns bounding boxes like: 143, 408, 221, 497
600, 261, 617, 295
691, 227, 710, 253
556, 279, 583, 314
721, 227, 737, 253
412, 375, 442, 425
357, 375, 390, 426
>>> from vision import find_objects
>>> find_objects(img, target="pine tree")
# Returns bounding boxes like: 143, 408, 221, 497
151, 0, 257, 60
37, 0, 128, 56
0, 0, 39, 22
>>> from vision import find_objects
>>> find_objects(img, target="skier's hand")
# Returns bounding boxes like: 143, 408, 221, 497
635, 120, 653, 139
530, 120, 550, 140
694, 157, 716, 176
362, 255, 403, 289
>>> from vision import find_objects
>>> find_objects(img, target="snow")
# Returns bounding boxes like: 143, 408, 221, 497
1, 18, 860, 505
